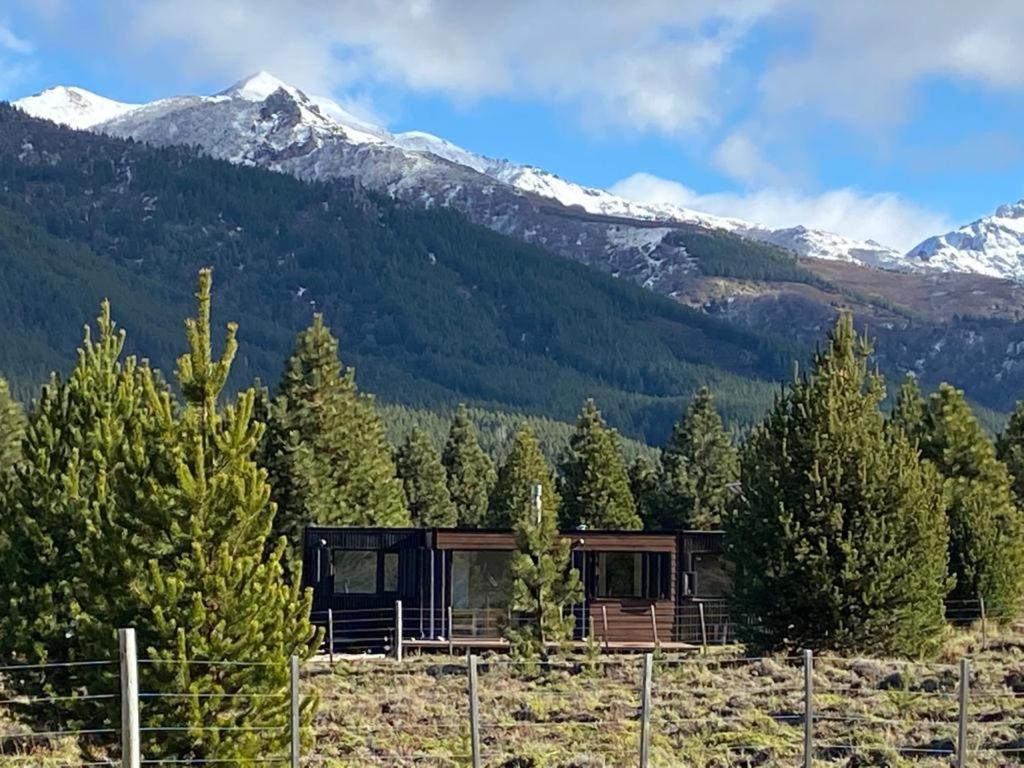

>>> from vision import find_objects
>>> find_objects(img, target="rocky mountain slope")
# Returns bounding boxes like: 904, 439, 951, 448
14, 73, 917, 293
906, 201, 1024, 281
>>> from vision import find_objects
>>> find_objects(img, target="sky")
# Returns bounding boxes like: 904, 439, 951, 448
3, 0, 1024, 250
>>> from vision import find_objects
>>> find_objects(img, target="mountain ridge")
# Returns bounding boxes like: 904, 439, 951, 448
13, 72, 919, 283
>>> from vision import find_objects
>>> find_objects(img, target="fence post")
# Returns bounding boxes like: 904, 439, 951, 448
394, 600, 404, 662
468, 654, 482, 768
697, 602, 708, 653
639, 652, 653, 768
649, 605, 659, 649
290, 655, 301, 768
118, 628, 140, 768
803, 649, 813, 768
448, 606, 454, 655
978, 596, 987, 650
327, 609, 335, 665
602, 605, 610, 650
957, 657, 970, 768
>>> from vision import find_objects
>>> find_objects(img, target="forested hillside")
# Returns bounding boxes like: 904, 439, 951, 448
0, 105, 806, 442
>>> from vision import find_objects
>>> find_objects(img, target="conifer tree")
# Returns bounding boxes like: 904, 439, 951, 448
0, 377, 24, 477
890, 374, 926, 442
996, 400, 1024, 507
136, 270, 317, 761
396, 427, 457, 526
655, 387, 738, 530
265, 314, 408, 561
505, 484, 583, 658
628, 455, 661, 529
726, 314, 950, 656
0, 274, 318, 761
489, 425, 561, 528
559, 399, 640, 530
441, 404, 496, 527
918, 384, 1024, 618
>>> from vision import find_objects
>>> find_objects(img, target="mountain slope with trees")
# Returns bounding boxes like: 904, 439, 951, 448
0, 104, 798, 443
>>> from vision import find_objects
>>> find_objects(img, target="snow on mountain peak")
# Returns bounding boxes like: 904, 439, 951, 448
221, 71, 297, 102
905, 200, 1024, 281
14, 86, 140, 130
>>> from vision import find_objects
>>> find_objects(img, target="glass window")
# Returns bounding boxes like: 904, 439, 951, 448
596, 552, 644, 598
333, 550, 378, 594
451, 551, 513, 610
383, 552, 399, 592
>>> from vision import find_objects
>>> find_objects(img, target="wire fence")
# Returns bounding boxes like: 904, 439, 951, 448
302, 645, 1024, 767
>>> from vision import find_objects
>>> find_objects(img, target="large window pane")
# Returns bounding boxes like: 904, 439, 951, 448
333, 550, 377, 594
451, 551, 513, 609
596, 552, 643, 598
383, 552, 399, 592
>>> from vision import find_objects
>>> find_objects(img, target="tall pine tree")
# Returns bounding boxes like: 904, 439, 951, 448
727, 314, 950, 656
996, 400, 1024, 507
396, 428, 457, 526
655, 387, 738, 530
442, 404, 496, 527
918, 384, 1024, 618
265, 314, 408, 561
628, 455, 661, 528
489, 425, 561, 528
889, 374, 926, 442
506, 483, 583, 658
0, 377, 24, 478
559, 399, 640, 530
137, 270, 317, 761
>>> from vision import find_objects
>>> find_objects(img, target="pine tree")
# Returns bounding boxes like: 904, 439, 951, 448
441, 404, 496, 527
628, 456, 661, 529
726, 314, 950, 656
0, 377, 24, 477
505, 483, 583, 658
489, 425, 561, 528
656, 387, 738, 530
918, 384, 1024, 618
265, 315, 408, 561
890, 374, 926, 442
396, 427, 457, 526
0, 303, 179, 729
996, 400, 1024, 507
0, 274, 319, 760
136, 270, 318, 761
559, 399, 640, 530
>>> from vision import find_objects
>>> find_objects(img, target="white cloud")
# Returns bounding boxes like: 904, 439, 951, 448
20, 0, 780, 136
610, 172, 953, 251
0, 23, 33, 54
759, 1, 1024, 127
711, 131, 782, 186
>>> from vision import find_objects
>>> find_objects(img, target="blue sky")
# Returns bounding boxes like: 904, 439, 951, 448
3, 0, 1024, 250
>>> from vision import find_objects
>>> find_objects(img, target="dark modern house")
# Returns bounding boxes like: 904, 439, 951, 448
302, 526, 731, 652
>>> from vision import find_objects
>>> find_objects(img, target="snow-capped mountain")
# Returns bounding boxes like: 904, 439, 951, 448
906, 201, 1024, 282
13, 72, 918, 292
14, 85, 140, 130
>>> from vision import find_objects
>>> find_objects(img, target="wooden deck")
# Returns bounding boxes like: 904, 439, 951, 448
403, 637, 699, 653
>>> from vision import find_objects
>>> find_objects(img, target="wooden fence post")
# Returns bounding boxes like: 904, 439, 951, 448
290, 654, 300, 768
395, 600, 404, 662
803, 649, 813, 768
448, 606, 454, 655
327, 608, 334, 665
639, 652, 653, 768
649, 605, 659, 649
468, 654, 482, 768
957, 657, 970, 768
697, 602, 708, 653
601, 605, 610, 650
979, 595, 987, 650
118, 628, 140, 768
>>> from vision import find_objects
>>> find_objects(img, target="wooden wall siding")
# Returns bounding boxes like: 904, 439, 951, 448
435, 531, 518, 550
587, 599, 676, 644
434, 530, 679, 553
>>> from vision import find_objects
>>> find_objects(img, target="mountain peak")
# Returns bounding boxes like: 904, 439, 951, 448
994, 200, 1024, 220
14, 85, 140, 129
220, 71, 297, 102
